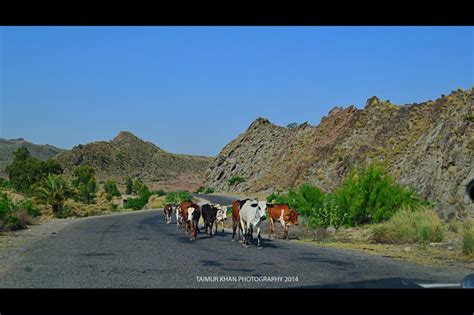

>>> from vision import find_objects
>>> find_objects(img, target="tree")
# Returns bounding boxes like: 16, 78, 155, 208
104, 180, 121, 199
125, 176, 133, 195
286, 122, 299, 129
35, 174, 70, 217
132, 178, 145, 195
72, 166, 97, 204
6, 147, 63, 194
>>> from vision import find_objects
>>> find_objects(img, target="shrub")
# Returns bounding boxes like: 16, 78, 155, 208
332, 161, 428, 226
0, 193, 35, 231
124, 184, 152, 210
195, 186, 205, 194
286, 122, 299, 129
165, 191, 192, 204
103, 180, 121, 198
308, 196, 348, 229
0, 178, 11, 189
203, 187, 215, 194
72, 166, 97, 204
16, 198, 41, 217
370, 207, 444, 244
227, 176, 245, 186
155, 189, 167, 197
34, 174, 71, 217
462, 220, 474, 256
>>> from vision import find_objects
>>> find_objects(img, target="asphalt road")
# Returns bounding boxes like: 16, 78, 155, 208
0, 197, 469, 288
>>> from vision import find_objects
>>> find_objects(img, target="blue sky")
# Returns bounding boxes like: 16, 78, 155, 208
0, 27, 472, 156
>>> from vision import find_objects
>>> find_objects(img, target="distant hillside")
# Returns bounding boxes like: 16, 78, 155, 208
56, 131, 213, 191
205, 88, 474, 219
0, 138, 66, 177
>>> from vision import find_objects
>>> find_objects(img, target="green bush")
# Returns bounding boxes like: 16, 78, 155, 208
0, 178, 11, 189
155, 189, 167, 197
195, 186, 205, 194
227, 176, 245, 186
16, 198, 41, 217
72, 166, 97, 204
165, 191, 192, 204
307, 195, 348, 229
332, 161, 428, 226
286, 122, 299, 129
35, 174, 71, 217
203, 187, 215, 194
0, 193, 35, 231
124, 184, 152, 210
370, 207, 444, 244
462, 220, 474, 256
103, 180, 121, 198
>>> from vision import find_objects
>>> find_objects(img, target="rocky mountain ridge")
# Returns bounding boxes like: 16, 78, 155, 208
205, 88, 474, 219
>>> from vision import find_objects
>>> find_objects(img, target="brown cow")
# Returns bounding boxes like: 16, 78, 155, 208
267, 204, 298, 240
179, 200, 201, 240
231, 199, 254, 242
231, 200, 243, 242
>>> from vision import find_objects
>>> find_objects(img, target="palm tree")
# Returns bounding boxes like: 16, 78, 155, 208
35, 174, 70, 216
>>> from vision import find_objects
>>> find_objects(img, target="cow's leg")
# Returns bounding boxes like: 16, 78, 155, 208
257, 227, 263, 248
232, 219, 236, 241
269, 217, 275, 239
284, 225, 289, 240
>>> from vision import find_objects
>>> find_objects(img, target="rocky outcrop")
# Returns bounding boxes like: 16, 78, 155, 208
205, 88, 474, 219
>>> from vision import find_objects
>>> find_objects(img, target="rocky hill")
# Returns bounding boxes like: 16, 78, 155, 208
56, 131, 212, 191
0, 138, 65, 177
205, 88, 474, 219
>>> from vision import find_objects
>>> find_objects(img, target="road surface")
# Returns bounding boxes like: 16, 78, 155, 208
0, 196, 469, 288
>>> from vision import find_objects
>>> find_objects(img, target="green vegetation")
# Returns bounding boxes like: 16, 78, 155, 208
125, 176, 133, 195
35, 174, 71, 217
332, 162, 428, 225
370, 207, 444, 244
72, 166, 97, 204
131, 178, 146, 194
165, 190, 192, 204
0, 193, 38, 231
195, 186, 214, 194
124, 184, 152, 210
228, 176, 246, 186
286, 122, 299, 129
462, 220, 474, 256
466, 114, 474, 123
267, 161, 428, 228
0, 178, 11, 189
6, 147, 63, 194
155, 188, 167, 197
103, 180, 121, 200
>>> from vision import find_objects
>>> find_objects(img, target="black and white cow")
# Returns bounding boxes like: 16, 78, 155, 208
163, 204, 174, 224
201, 204, 218, 237
239, 199, 267, 248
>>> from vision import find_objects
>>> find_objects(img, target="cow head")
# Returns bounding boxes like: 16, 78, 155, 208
257, 200, 267, 221
290, 209, 299, 225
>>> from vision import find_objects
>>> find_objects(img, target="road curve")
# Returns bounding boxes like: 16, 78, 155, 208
0, 205, 468, 288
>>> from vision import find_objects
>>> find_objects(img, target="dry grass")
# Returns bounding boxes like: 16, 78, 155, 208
144, 195, 167, 209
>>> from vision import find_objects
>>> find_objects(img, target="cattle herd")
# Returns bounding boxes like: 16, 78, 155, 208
163, 199, 299, 248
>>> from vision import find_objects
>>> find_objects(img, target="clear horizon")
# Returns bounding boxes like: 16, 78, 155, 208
1, 26, 472, 156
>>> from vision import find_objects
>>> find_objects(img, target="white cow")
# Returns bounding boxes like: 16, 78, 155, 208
213, 203, 228, 233
239, 199, 267, 248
